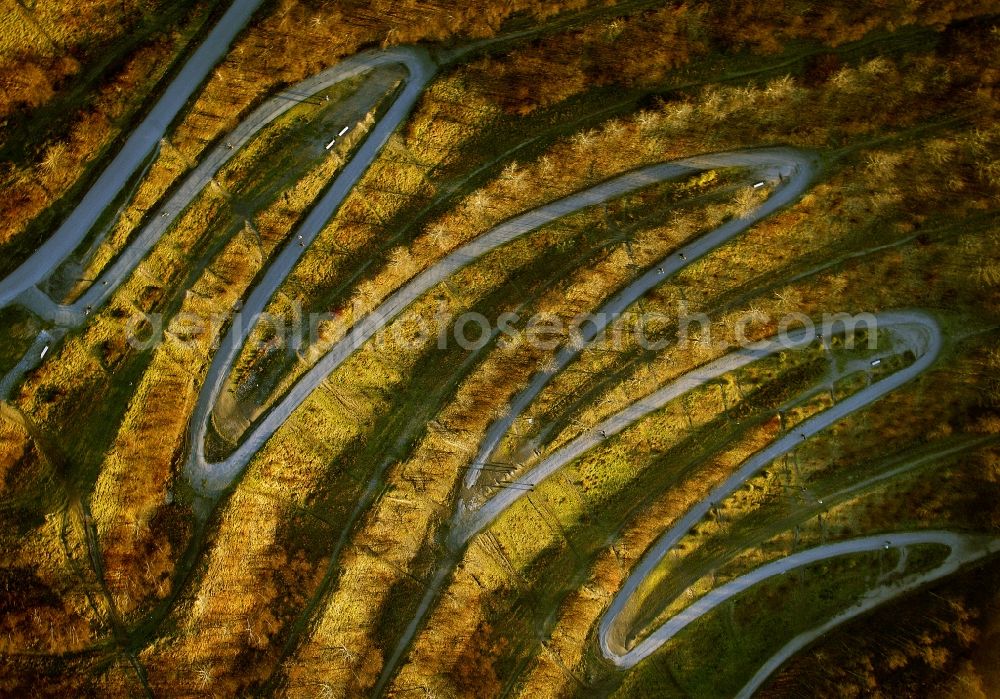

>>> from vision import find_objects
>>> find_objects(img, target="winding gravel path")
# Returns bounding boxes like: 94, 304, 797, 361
0, 46, 436, 398
11, 46, 435, 326
733, 531, 1000, 697
187, 148, 811, 493
184, 48, 436, 491
617, 532, 982, 667
591, 316, 936, 661
2, 19, 993, 695
453, 311, 941, 545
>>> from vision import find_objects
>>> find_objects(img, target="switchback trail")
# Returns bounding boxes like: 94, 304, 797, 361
2, 15, 993, 696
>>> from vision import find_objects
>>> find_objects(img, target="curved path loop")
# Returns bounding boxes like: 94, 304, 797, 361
732, 531, 1000, 698
188, 147, 809, 493
461, 149, 813, 494
0, 46, 436, 397
398, 307, 993, 695
12, 46, 436, 327
453, 311, 941, 544
585, 313, 958, 669
2, 14, 995, 694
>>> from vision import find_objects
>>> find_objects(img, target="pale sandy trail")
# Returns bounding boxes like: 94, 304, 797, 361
0, 0, 266, 309
734, 531, 1000, 697
188, 148, 813, 493
373, 148, 819, 693
1, 21, 984, 694
454, 311, 940, 545
10, 47, 436, 326
0, 47, 436, 399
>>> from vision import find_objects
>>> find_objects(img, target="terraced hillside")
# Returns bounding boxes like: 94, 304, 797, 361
1, 1, 999, 696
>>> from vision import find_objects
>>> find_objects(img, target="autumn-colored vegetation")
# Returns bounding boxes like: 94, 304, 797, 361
1, 0, 999, 696
0, 0, 216, 274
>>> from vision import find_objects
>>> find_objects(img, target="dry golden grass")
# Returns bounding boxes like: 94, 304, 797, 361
243, 46, 1000, 692
3, 9, 999, 694
88, 223, 273, 618
386, 418, 779, 696
141, 488, 308, 695
0, 408, 29, 488
389, 561, 500, 697
0, 11, 205, 251
1, 502, 102, 655
0, 0, 159, 54
91, 363, 195, 615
